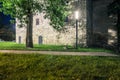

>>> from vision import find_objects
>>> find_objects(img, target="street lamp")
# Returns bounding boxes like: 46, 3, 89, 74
75, 10, 79, 49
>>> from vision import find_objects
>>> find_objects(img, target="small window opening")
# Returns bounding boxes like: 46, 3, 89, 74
36, 18, 39, 25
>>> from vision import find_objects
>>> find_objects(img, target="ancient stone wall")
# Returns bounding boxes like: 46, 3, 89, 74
16, 0, 87, 46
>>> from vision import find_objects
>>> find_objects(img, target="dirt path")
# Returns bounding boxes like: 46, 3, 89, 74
0, 50, 119, 56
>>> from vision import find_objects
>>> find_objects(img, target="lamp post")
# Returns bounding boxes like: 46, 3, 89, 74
75, 11, 79, 49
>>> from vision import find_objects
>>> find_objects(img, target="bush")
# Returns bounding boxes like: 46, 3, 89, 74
92, 32, 108, 47
0, 28, 15, 41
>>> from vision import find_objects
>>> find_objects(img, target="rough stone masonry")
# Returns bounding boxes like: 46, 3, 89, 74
16, 0, 117, 47
16, 0, 87, 46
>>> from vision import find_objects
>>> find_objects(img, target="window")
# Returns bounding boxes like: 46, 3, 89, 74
36, 18, 39, 25
65, 16, 69, 22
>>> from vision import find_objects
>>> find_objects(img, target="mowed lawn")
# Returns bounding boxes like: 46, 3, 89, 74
0, 53, 120, 80
0, 42, 113, 52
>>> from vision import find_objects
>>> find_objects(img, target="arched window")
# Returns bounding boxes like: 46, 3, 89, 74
36, 18, 39, 25
38, 36, 43, 44
18, 36, 21, 44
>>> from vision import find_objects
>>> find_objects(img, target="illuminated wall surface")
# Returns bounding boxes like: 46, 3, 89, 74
16, 0, 117, 46
16, 0, 87, 46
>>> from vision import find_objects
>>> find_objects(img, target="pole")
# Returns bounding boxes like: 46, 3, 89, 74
76, 19, 78, 49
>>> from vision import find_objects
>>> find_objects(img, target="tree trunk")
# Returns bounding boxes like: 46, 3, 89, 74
117, 11, 120, 52
26, 12, 33, 48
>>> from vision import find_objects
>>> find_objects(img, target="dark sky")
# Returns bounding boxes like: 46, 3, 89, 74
0, 12, 15, 32
0, 2, 11, 25
0, 12, 11, 25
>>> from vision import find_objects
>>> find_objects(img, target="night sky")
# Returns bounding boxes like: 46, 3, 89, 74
0, 2, 11, 25
0, 12, 15, 32
0, 12, 11, 25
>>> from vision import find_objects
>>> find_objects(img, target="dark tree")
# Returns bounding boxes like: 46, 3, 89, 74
108, 0, 120, 52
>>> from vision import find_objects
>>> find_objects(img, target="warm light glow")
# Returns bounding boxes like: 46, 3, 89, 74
108, 29, 117, 45
75, 11, 79, 20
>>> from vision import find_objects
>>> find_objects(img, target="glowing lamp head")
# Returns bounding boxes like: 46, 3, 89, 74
75, 11, 79, 20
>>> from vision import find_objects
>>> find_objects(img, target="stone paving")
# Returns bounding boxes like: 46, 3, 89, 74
0, 50, 119, 56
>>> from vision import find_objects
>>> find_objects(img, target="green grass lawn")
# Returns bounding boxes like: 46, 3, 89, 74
0, 53, 120, 80
0, 42, 112, 53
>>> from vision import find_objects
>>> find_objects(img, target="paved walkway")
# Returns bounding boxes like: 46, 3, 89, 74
0, 50, 119, 56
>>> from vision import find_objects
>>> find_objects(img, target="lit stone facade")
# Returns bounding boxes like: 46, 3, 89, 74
16, 0, 87, 46
16, 15, 87, 46
16, 0, 117, 46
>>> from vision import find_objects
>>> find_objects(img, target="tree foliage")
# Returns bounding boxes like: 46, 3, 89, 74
0, 0, 69, 48
108, 0, 120, 15
0, 0, 69, 30
44, 0, 69, 31
0, 0, 43, 25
